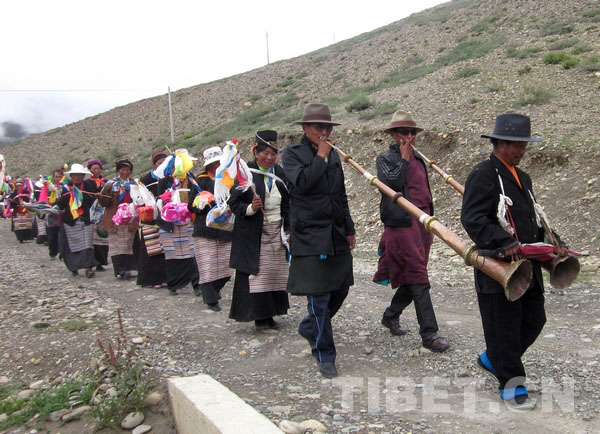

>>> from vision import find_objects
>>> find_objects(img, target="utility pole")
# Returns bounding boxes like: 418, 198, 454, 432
266, 31, 270, 65
168, 87, 174, 144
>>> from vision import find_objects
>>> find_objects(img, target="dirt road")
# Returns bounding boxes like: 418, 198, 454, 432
1, 221, 599, 433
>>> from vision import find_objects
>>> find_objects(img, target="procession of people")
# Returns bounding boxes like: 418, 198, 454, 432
0, 105, 575, 410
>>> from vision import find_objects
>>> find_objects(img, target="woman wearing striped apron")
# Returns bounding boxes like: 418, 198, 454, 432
56, 164, 98, 277
228, 131, 290, 329
86, 159, 109, 271
188, 146, 233, 311
99, 158, 139, 279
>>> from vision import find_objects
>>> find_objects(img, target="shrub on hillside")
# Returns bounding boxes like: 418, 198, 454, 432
346, 94, 373, 112
454, 67, 481, 79
543, 51, 569, 64
516, 82, 555, 107
579, 56, 600, 71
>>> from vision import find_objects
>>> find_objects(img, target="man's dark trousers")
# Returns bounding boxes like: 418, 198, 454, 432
298, 286, 349, 363
477, 283, 546, 390
383, 283, 439, 341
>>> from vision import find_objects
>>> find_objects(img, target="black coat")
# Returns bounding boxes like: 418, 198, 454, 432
187, 172, 232, 241
57, 179, 98, 226
376, 143, 433, 227
461, 153, 544, 294
228, 161, 290, 274
281, 135, 355, 257
139, 172, 160, 198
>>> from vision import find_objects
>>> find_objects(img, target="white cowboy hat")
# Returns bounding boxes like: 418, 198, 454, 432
64, 163, 92, 180
202, 146, 223, 167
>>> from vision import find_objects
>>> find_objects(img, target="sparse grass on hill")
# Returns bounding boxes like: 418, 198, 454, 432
515, 81, 556, 107
543, 51, 580, 68
579, 56, 600, 71
346, 94, 374, 112
454, 67, 481, 79
506, 44, 543, 59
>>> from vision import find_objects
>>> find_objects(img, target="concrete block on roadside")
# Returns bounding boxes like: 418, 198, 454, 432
168, 374, 283, 434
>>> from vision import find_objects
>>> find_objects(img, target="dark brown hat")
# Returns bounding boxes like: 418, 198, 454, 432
297, 103, 340, 125
255, 130, 278, 151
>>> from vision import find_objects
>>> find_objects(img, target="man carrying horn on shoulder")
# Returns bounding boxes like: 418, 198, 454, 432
282, 103, 356, 379
461, 113, 569, 411
373, 110, 450, 353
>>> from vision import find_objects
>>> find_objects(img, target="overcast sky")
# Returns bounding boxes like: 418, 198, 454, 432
0, 0, 446, 144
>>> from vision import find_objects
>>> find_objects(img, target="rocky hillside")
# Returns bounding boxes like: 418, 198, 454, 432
3, 0, 600, 253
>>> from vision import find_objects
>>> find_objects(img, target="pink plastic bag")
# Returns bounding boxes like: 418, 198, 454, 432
3, 206, 13, 218
112, 203, 137, 226
160, 202, 193, 225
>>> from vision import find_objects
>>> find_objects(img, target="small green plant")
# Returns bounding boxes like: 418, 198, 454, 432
561, 58, 579, 69
346, 94, 373, 112
518, 65, 532, 75
358, 101, 397, 121
469, 97, 481, 104
91, 309, 152, 431
505, 44, 543, 59
59, 319, 91, 332
487, 83, 505, 92
276, 76, 294, 88
543, 51, 580, 69
331, 72, 345, 82
548, 38, 577, 50
454, 67, 480, 79
516, 82, 556, 107
543, 51, 570, 64
0, 378, 98, 430
579, 56, 600, 71
405, 54, 424, 67
571, 43, 593, 55
540, 21, 574, 36
294, 70, 308, 80
582, 8, 600, 22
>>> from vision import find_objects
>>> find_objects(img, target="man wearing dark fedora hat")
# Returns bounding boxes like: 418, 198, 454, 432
373, 110, 450, 353
282, 103, 355, 378
461, 113, 569, 410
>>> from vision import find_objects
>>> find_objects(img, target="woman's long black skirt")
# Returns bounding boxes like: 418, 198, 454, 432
229, 271, 289, 322
136, 235, 166, 287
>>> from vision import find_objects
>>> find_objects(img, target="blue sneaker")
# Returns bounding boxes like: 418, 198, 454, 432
476, 350, 499, 383
500, 387, 536, 411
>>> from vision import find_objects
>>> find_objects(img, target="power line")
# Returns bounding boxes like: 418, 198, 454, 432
0, 89, 156, 92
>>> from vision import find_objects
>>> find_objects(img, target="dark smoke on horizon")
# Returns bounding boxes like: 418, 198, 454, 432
0, 121, 29, 145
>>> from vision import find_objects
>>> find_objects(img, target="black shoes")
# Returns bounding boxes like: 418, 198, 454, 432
381, 317, 407, 336
71, 270, 79, 277
422, 335, 451, 352
318, 362, 337, 378
85, 268, 95, 278
208, 303, 221, 312
96, 265, 106, 272
256, 318, 280, 330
